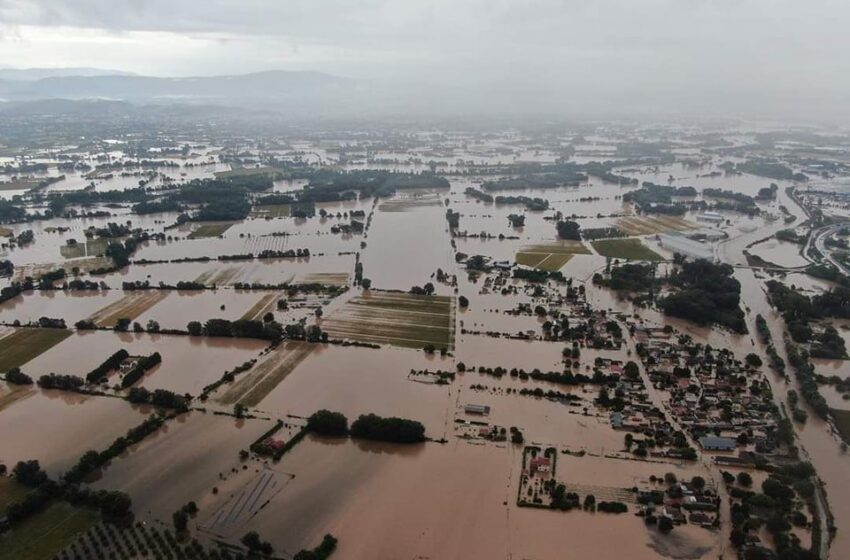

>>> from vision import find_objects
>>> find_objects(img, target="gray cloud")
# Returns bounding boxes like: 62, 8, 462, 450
0, 0, 848, 121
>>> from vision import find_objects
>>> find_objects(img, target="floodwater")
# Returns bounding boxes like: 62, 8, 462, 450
0, 383, 149, 477
253, 344, 453, 437
89, 412, 270, 515
240, 436, 718, 560
22, 331, 268, 395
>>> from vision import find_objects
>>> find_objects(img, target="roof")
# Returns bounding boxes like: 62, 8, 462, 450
699, 436, 736, 450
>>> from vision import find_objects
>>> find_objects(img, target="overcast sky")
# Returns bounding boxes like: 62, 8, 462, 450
1, 0, 848, 120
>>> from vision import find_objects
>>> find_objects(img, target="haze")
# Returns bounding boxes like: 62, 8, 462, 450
1, 0, 849, 122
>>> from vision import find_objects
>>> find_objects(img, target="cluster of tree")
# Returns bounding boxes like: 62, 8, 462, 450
464, 186, 493, 203
4, 367, 33, 385
507, 214, 525, 227
121, 352, 162, 388
702, 188, 756, 206
15, 229, 34, 245
785, 343, 830, 419
64, 415, 166, 484
495, 195, 549, 211
131, 199, 182, 214
86, 349, 129, 383
307, 410, 349, 436
5, 459, 132, 528
555, 220, 581, 240
0, 259, 13, 277
481, 163, 587, 191
409, 282, 436, 296
581, 227, 626, 241
445, 208, 460, 230
660, 260, 747, 334
127, 387, 189, 411
293, 534, 338, 560
766, 280, 850, 356
187, 318, 283, 341
37, 373, 85, 391
241, 531, 274, 556
349, 413, 426, 443
731, 160, 808, 182
593, 262, 658, 292
513, 268, 566, 283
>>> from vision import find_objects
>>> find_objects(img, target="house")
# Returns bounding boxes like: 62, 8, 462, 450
464, 404, 491, 415
610, 411, 623, 429
529, 457, 551, 475
698, 436, 736, 451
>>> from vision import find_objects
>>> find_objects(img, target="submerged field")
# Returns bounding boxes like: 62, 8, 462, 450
322, 291, 456, 350
0, 327, 73, 371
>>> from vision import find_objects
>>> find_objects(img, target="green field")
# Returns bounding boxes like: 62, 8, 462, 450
0, 477, 30, 511
188, 222, 234, 239
0, 328, 73, 371
0, 501, 98, 560
515, 252, 574, 271
591, 238, 664, 261
515, 240, 589, 271
323, 292, 456, 350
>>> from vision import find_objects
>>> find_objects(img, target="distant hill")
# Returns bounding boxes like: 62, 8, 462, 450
0, 67, 137, 81
0, 70, 355, 104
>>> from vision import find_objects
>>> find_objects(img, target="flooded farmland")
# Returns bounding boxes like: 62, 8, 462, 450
1, 118, 850, 560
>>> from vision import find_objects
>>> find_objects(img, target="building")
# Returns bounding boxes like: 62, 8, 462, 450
529, 456, 551, 475
698, 436, 736, 451
464, 404, 491, 415
696, 211, 724, 224
657, 233, 714, 261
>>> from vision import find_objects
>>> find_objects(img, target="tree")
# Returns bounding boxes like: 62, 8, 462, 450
146, 320, 161, 333
745, 353, 763, 368
187, 321, 203, 336
556, 220, 581, 240
737, 471, 753, 487
458, 295, 469, 308
173, 509, 189, 533
13, 460, 47, 487
361, 278, 372, 290
241, 531, 273, 556
307, 410, 349, 436
690, 476, 706, 491
624, 361, 640, 380
658, 516, 674, 533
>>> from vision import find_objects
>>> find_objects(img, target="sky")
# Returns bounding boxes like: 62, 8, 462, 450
0, 0, 849, 120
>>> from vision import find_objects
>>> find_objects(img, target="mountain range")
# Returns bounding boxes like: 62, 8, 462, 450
0, 69, 355, 104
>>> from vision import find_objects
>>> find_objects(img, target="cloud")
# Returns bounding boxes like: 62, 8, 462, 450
0, 0, 848, 120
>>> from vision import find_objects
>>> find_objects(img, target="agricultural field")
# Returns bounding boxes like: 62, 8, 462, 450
616, 215, 696, 236
0, 327, 73, 371
59, 237, 112, 259
515, 241, 591, 271
322, 291, 456, 350
0, 501, 98, 560
0, 114, 845, 560
216, 341, 315, 406
591, 238, 664, 261
187, 222, 234, 239
86, 290, 169, 327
